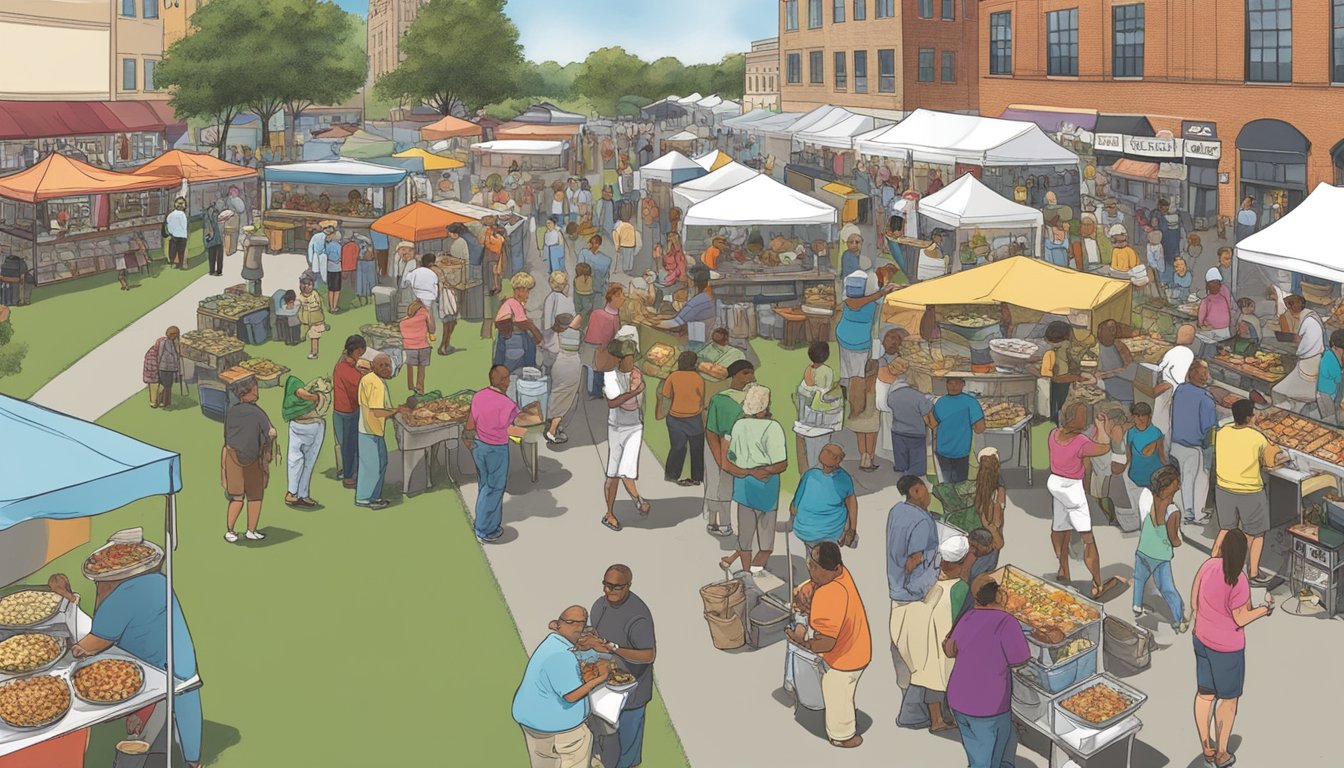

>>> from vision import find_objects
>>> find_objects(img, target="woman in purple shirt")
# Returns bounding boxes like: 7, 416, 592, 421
943, 577, 1030, 768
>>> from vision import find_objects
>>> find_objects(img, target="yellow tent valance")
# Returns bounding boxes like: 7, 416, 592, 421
392, 148, 465, 170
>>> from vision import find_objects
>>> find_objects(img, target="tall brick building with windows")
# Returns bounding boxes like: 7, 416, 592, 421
778, 0, 978, 119
978, 0, 1344, 224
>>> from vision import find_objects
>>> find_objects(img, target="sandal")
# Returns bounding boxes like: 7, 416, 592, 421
1091, 582, 1104, 599
719, 555, 737, 571
635, 497, 651, 517
601, 516, 622, 532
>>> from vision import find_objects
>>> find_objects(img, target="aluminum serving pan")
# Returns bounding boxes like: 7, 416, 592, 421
0, 632, 68, 679
0, 674, 72, 731
81, 540, 164, 583
69, 658, 146, 707
0, 587, 69, 631
1052, 673, 1148, 732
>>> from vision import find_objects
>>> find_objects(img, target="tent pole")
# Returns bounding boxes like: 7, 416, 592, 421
165, 492, 175, 768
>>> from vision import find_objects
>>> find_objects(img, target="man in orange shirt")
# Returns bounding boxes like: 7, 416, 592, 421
482, 220, 507, 295
787, 541, 871, 749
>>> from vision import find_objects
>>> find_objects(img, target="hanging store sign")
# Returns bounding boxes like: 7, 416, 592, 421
1093, 133, 1123, 152
1182, 121, 1218, 140
1183, 140, 1222, 161
1093, 132, 1222, 161
1124, 135, 1180, 159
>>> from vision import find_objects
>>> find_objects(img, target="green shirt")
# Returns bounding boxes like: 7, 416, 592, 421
282, 376, 315, 422
727, 417, 787, 468
699, 342, 745, 368
706, 389, 747, 437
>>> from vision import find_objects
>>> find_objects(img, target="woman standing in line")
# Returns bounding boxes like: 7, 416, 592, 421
540, 216, 566, 275
847, 360, 881, 472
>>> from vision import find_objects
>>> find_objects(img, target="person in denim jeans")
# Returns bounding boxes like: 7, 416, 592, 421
1133, 465, 1188, 632
331, 336, 367, 489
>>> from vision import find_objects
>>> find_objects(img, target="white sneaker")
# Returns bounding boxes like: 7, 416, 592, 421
245, 530, 266, 541
224, 531, 239, 543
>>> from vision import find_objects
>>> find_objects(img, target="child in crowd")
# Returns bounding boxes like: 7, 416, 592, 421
1133, 465, 1187, 632
276, 290, 300, 345
797, 341, 837, 412
1124, 401, 1167, 528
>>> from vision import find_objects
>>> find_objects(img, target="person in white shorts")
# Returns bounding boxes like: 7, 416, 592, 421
601, 339, 651, 531
1047, 401, 1113, 598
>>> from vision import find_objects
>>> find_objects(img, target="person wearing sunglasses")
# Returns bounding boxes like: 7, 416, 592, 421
576, 565, 657, 768
512, 605, 608, 768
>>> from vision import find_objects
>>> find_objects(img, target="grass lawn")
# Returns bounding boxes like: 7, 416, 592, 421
2, 225, 207, 399
21, 284, 686, 766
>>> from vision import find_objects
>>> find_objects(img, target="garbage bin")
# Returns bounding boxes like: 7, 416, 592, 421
373, 286, 397, 323
242, 309, 270, 345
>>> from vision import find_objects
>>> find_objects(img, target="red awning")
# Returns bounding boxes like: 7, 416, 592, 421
0, 101, 171, 141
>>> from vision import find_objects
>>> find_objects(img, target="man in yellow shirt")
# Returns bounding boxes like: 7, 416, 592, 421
1213, 399, 1282, 585
612, 204, 640, 276
1107, 224, 1139, 272
356, 353, 409, 509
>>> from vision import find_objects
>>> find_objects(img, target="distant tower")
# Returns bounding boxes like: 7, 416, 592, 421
369, 0, 427, 86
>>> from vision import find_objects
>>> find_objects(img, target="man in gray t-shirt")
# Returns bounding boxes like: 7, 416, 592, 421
578, 564, 656, 768
887, 377, 935, 477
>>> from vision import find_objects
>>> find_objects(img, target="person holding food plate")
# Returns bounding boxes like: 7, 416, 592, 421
577, 565, 657, 768
48, 557, 202, 768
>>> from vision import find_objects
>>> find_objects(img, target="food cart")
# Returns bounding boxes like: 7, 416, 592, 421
391, 391, 473, 495
195, 293, 270, 342
0, 395, 186, 768
177, 330, 248, 384
0, 153, 177, 285
261, 159, 410, 248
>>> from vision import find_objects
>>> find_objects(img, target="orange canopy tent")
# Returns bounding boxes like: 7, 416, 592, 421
131, 149, 257, 182
0, 152, 177, 203
493, 121, 581, 142
371, 201, 474, 242
420, 115, 482, 142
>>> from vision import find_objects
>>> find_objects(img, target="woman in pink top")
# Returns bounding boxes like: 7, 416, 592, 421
1190, 530, 1273, 767
1046, 401, 1112, 597
399, 299, 435, 395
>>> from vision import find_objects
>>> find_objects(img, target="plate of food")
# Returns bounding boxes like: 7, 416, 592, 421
1054, 674, 1147, 731
0, 590, 65, 630
605, 669, 638, 693
71, 658, 146, 706
82, 538, 164, 583
0, 633, 66, 677
0, 674, 72, 730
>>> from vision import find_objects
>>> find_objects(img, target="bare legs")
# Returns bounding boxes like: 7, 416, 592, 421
1195, 692, 1238, 763
226, 499, 263, 535
405, 364, 425, 395
602, 477, 645, 528
1051, 530, 1102, 591
438, 320, 457, 354
857, 431, 877, 468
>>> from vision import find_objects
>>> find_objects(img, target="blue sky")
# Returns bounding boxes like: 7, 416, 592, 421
333, 0, 771, 64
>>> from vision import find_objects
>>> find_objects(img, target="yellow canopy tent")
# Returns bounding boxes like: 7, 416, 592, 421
392, 147, 465, 171
818, 181, 867, 224
883, 256, 1132, 334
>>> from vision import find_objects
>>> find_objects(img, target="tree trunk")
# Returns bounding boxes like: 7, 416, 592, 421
214, 122, 232, 160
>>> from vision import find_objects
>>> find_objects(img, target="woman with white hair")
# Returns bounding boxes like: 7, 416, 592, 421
836, 273, 894, 398
540, 271, 575, 370
719, 385, 788, 575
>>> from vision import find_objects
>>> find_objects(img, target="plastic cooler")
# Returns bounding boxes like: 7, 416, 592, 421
1022, 648, 1098, 694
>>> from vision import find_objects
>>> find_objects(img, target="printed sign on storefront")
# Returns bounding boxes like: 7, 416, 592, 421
1182, 121, 1218, 140
1183, 140, 1222, 161
1093, 133, 1123, 152
1124, 135, 1180, 159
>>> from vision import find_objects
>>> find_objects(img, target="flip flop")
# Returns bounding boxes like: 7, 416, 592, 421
601, 517, 622, 532
636, 497, 651, 517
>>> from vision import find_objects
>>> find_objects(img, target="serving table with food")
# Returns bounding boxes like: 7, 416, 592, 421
978, 397, 1035, 486
195, 293, 270, 342
177, 329, 248, 383
391, 391, 472, 495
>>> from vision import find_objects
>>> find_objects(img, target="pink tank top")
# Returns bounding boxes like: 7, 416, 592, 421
1048, 430, 1097, 480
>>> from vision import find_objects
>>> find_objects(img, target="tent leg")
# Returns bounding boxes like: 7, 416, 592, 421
165, 493, 175, 768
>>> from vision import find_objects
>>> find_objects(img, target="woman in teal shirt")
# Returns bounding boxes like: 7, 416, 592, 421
1133, 465, 1186, 631
835, 273, 894, 386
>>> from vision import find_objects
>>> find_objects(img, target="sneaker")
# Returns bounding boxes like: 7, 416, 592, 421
544, 431, 558, 444
298, 497, 318, 508
1132, 606, 1146, 619
223, 531, 239, 543
1248, 573, 1273, 587
307, 353, 318, 360
244, 530, 266, 541
284, 493, 303, 508
477, 533, 502, 544
356, 499, 390, 510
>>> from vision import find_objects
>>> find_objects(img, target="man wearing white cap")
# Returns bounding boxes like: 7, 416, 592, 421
307, 221, 336, 285
1107, 224, 1139, 274
1196, 267, 1235, 349
911, 533, 971, 733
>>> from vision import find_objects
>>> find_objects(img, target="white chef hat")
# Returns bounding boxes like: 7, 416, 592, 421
1204, 267, 1222, 282
1107, 224, 1127, 238
939, 534, 970, 563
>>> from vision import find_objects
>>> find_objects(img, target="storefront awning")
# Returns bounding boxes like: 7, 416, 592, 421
1236, 118, 1310, 163
1000, 105, 1098, 133
494, 122, 582, 141
1108, 158, 1160, 181
0, 100, 172, 141
0, 152, 178, 203
1095, 114, 1154, 138
262, 159, 408, 187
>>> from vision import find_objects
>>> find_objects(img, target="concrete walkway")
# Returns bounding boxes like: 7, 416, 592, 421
30, 251, 310, 420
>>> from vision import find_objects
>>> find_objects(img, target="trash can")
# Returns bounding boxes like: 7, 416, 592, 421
372, 286, 397, 323
241, 310, 270, 345
513, 368, 550, 418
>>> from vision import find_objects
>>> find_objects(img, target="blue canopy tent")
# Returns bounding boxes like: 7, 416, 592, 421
0, 395, 183, 764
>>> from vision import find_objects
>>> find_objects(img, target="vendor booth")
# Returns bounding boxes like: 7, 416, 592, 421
671, 161, 758, 211
261, 159, 409, 250
337, 129, 396, 161
372, 201, 478, 319
856, 109, 1081, 208
759, 107, 839, 177
390, 149, 465, 202
790, 109, 877, 173
639, 151, 708, 231
640, 98, 689, 123
418, 115, 482, 161
0, 153, 176, 285
0, 394, 187, 767
916, 173, 1045, 270
662, 131, 699, 156
130, 150, 258, 231
469, 140, 572, 189
692, 150, 733, 172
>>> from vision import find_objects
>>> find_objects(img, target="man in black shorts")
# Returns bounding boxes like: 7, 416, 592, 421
1212, 399, 1283, 585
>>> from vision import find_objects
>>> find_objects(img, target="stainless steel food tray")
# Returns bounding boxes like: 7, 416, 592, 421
69, 658, 146, 707
0, 675, 72, 731
0, 632, 67, 679
0, 587, 69, 631
1052, 672, 1148, 732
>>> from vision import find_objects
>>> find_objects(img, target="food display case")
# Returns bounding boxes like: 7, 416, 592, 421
1209, 340, 1291, 391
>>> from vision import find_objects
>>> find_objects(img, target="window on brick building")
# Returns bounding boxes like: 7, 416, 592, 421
1046, 8, 1079, 76
878, 49, 896, 91
989, 12, 1013, 74
1112, 4, 1145, 77
1246, 0, 1292, 83
809, 0, 823, 28
942, 0, 955, 20
786, 0, 799, 31
941, 51, 956, 81
810, 50, 824, 83
1334, 0, 1344, 82
918, 49, 935, 82
854, 0, 866, 21
854, 50, 869, 92
787, 53, 802, 84
918, 0, 933, 18
876, 0, 894, 19
121, 0, 135, 17
834, 0, 845, 23
835, 52, 848, 88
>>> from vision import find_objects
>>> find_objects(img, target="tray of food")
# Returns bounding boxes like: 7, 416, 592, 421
0, 633, 66, 677
82, 533, 164, 583
0, 674, 71, 730
698, 361, 728, 380
988, 338, 1042, 367
199, 293, 269, 319
982, 399, 1030, 431
71, 658, 145, 706
1211, 349, 1287, 382
179, 329, 246, 360
360, 323, 403, 349
1054, 673, 1147, 732
0, 590, 66, 631
939, 310, 1001, 342
1257, 408, 1344, 464
403, 390, 474, 428
899, 342, 970, 374
1118, 335, 1171, 365
236, 358, 289, 385
1070, 383, 1107, 405
992, 566, 1103, 649
579, 657, 638, 692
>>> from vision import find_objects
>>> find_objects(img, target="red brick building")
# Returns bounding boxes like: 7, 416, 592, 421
978, 0, 1344, 225
779, 0, 979, 118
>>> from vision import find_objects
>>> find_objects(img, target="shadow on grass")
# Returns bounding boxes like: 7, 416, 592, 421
82, 718, 240, 768
240, 527, 302, 547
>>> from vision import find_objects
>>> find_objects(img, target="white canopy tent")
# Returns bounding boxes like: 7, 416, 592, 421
919, 173, 1045, 262
673, 161, 759, 209
639, 150, 707, 185
666, 131, 699, 142
695, 95, 724, 109
855, 108, 1079, 166
470, 140, 568, 156
744, 111, 804, 135
676, 93, 704, 106
710, 100, 743, 119
683, 174, 838, 227
1236, 183, 1344, 283
692, 149, 733, 171
722, 109, 775, 129
792, 110, 877, 150
759, 105, 839, 139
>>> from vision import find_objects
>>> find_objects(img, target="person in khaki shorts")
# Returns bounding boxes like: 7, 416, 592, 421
1212, 399, 1283, 587
512, 605, 609, 768
221, 378, 275, 543
787, 541, 871, 748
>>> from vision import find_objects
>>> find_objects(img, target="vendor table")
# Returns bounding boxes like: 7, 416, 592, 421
1015, 711, 1142, 768
391, 416, 464, 495
262, 210, 378, 240
979, 413, 1035, 486
709, 268, 834, 305
1132, 301, 1195, 338
0, 605, 173, 758
1287, 523, 1344, 616
196, 307, 248, 340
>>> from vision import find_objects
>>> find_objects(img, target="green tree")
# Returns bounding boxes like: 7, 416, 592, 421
644, 57, 687, 99
375, 0, 524, 116
516, 60, 581, 100
155, 0, 256, 158
271, 0, 367, 155
711, 54, 746, 99
574, 47, 650, 115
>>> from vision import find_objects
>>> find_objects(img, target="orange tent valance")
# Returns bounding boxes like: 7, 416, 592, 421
0, 152, 177, 203
493, 121, 581, 142
420, 115, 482, 141
131, 150, 257, 183
371, 201, 474, 242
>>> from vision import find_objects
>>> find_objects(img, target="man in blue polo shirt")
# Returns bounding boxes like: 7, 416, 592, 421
512, 605, 611, 768
930, 377, 985, 483
655, 266, 716, 332
1170, 359, 1219, 525
789, 443, 858, 548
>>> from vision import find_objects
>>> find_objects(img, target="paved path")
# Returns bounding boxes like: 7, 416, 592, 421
30, 252, 310, 420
